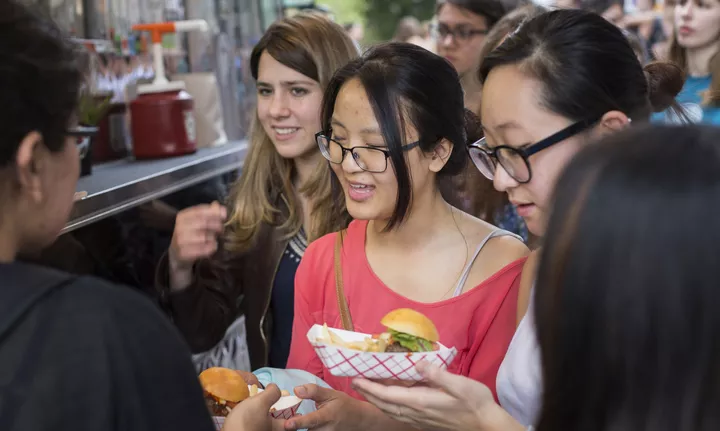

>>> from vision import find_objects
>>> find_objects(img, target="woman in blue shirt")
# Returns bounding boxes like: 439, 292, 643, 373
654, 0, 720, 124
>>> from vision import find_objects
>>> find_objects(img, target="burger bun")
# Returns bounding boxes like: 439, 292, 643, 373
199, 367, 250, 403
380, 308, 439, 342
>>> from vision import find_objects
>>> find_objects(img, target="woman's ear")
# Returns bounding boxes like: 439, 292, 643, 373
15, 131, 45, 204
597, 110, 631, 136
429, 139, 453, 173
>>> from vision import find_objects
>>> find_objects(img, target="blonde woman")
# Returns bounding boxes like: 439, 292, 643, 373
157, 13, 358, 372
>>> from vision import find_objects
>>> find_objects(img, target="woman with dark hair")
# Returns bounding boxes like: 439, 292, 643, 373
360, 125, 720, 431
534, 125, 720, 431
0, 1, 284, 430
435, 0, 510, 114
354, 9, 684, 431
282, 42, 528, 431
449, 3, 546, 244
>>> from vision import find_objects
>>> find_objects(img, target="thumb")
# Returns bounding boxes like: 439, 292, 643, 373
252, 384, 282, 410
211, 201, 228, 220
418, 362, 478, 399
293, 384, 332, 402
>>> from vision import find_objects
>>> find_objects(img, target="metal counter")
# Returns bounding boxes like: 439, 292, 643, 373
65, 141, 247, 234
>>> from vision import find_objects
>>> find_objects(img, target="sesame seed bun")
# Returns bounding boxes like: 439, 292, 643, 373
380, 308, 439, 342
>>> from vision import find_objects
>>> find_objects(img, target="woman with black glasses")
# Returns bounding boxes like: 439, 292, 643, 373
281, 42, 528, 431
354, 9, 684, 431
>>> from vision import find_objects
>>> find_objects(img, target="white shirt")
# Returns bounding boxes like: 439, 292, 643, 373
496, 287, 543, 427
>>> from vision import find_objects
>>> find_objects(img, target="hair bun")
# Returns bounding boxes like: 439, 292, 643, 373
644, 61, 685, 113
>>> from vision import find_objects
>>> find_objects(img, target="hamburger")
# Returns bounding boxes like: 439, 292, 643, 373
380, 308, 439, 353
199, 367, 250, 417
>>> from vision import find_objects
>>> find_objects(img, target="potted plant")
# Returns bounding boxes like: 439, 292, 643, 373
76, 91, 112, 176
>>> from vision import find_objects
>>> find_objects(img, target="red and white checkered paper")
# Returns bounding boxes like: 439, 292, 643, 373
307, 324, 458, 381
212, 416, 225, 431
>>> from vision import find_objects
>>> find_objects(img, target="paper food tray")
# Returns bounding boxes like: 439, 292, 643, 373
211, 386, 301, 430
307, 324, 458, 381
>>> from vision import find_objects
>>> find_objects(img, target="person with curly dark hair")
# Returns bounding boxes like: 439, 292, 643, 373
0, 2, 284, 430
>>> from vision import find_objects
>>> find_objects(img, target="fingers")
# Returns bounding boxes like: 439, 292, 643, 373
354, 384, 404, 419
171, 202, 228, 265
235, 370, 261, 387
418, 362, 489, 401
224, 385, 282, 431
248, 384, 281, 410
271, 418, 290, 431
375, 379, 418, 388
353, 381, 429, 429
352, 379, 415, 407
293, 384, 332, 402
284, 386, 337, 430
178, 203, 227, 233
284, 410, 327, 431
353, 377, 458, 413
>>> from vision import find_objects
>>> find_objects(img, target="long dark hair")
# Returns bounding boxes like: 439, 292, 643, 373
535, 124, 720, 431
455, 3, 546, 224
321, 42, 472, 229
480, 9, 685, 122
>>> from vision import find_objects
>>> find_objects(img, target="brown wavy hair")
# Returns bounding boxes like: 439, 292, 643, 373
667, 0, 720, 107
225, 12, 357, 252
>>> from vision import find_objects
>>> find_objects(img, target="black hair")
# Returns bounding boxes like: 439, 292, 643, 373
321, 42, 471, 229
0, 0, 82, 167
479, 9, 685, 123
438, 0, 510, 29
536, 124, 720, 431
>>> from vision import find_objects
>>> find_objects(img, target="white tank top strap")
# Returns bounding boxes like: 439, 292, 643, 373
451, 229, 521, 298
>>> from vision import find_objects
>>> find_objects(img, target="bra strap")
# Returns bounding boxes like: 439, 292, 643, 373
451, 230, 521, 298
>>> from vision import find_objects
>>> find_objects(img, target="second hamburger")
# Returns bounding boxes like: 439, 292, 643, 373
199, 367, 250, 417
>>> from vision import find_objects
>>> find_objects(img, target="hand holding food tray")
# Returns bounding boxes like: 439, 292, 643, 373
307, 308, 458, 381
199, 367, 302, 430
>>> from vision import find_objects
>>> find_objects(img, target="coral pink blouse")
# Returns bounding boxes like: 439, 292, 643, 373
286, 220, 525, 400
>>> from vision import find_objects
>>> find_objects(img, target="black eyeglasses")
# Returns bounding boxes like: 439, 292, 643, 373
316, 132, 420, 173
468, 118, 599, 184
433, 24, 489, 42
67, 125, 98, 159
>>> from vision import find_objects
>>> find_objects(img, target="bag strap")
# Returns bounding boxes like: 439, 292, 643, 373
334, 230, 354, 331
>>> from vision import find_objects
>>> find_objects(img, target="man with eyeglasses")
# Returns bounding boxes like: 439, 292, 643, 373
434, 0, 508, 114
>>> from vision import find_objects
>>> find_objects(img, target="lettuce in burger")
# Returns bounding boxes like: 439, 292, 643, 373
380, 308, 439, 353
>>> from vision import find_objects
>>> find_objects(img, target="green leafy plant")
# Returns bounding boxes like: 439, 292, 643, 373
364, 0, 436, 41
78, 91, 112, 126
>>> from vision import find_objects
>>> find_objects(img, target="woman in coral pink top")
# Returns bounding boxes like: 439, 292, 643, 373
283, 42, 528, 431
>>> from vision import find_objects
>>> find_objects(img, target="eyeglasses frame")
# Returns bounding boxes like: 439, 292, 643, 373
467, 117, 600, 184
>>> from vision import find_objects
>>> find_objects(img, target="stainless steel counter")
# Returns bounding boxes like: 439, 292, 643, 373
65, 141, 247, 234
